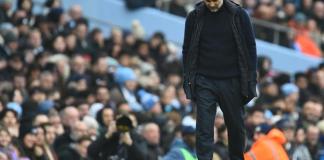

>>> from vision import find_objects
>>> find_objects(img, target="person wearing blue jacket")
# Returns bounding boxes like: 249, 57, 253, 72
163, 125, 197, 160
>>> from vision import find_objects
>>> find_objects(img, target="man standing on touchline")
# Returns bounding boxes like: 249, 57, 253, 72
182, 0, 258, 159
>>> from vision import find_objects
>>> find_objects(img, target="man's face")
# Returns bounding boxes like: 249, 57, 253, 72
77, 140, 91, 158
204, 0, 222, 10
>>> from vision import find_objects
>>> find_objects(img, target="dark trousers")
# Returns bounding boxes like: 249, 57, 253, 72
195, 74, 246, 160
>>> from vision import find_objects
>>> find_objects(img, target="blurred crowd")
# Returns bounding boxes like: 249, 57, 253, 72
125, 0, 324, 57
0, 0, 324, 160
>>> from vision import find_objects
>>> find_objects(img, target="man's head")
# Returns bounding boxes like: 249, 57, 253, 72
71, 55, 86, 74
29, 87, 46, 103
114, 67, 138, 90
276, 118, 296, 142
246, 107, 265, 126
42, 123, 56, 145
302, 98, 323, 123
0, 126, 11, 148
142, 123, 160, 145
204, 0, 223, 11
69, 4, 83, 20
253, 123, 271, 141
182, 125, 196, 149
28, 29, 42, 49
70, 121, 88, 141
40, 71, 55, 90
96, 87, 110, 104
60, 106, 80, 128
306, 125, 320, 146
98, 107, 114, 127
34, 126, 45, 146
33, 114, 49, 126
75, 137, 92, 158
294, 72, 308, 89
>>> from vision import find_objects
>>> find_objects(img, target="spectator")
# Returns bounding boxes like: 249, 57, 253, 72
82, 116, 99, 140
58, 136, 92, 160
142, 122, 163, 160
96, 107, 114, 136
292, 128, 312, 160
244, 127, 289, 160
0, 109, 19, 138
41, 123, 56, 146
298, 98, 323, 129
245, 107, 266, 142
33, 125, 57, 159
312, 1, 324, 32
163, 123, 197, 160
305, 125, 321, 160
59, 106, 80, 131
0, 125, 19, 160
88, 114, 146, 160
111, 67, 143, 112
281, 83, 300, 120
294, 72, 311, 105
48, 109, 64, 136
53, 121, 87, 153
213, 124, 230, 160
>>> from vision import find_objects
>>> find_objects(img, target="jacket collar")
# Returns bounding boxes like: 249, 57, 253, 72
195, 0, 240, 15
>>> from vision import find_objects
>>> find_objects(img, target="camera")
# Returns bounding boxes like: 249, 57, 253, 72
116, 114, 133, 133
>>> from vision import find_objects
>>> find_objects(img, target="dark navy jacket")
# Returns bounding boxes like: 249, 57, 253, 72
182, 0, 258, 104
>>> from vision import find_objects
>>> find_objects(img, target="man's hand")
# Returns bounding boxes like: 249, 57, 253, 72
34, 146, 44, 157
120, 132, 133, 146
105, 121, 117, 139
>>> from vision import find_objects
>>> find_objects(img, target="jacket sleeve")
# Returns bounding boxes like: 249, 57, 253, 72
127, 136, 147, 160
88, 135, 111, 159
182, 11, 195, 77
240, 9, 257, 82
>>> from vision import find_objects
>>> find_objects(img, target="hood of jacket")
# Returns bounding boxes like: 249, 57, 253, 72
266, 128, 287, 145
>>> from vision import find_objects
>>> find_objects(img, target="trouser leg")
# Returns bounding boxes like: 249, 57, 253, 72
195, 75, 217, 160
217, 78, 246, 160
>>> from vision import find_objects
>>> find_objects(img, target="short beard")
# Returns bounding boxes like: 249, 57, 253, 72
208, 7, 219, 12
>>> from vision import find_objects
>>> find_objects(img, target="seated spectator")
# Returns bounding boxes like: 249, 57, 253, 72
163, 122, 197, 160
54, 121, 88, 153
213, 124, 230, 160
111, 67, 143, 112
33, 125, 57, 160
59, 106, 80, 131
142, 122, 164, 160
0, 109, 19, 138
297, 98, 323, 129
292, 127, 311, 160
88, 114, 146, 160
0, 125, 19, 160
58, 136, 92, 160
96, 107, 115, 136
305, 125, 321, 160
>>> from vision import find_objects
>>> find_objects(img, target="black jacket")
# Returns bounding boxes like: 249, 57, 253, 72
58, 146, 91, 160
88, 131, 146, 160
182, 0, 257, 104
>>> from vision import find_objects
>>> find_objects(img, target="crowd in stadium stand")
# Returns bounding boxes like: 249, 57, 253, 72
124, 0, 324, 58
0, 0, 324, 160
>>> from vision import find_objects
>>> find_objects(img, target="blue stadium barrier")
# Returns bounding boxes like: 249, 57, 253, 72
53, 0, 322, 73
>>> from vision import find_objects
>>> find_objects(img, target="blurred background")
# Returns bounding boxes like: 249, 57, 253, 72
0, 0, 324, 159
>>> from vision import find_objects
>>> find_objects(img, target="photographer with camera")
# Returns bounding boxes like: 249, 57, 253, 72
88, 114, 146, 160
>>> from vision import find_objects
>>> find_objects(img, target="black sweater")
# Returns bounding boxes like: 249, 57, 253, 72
197, 5, 240, 78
